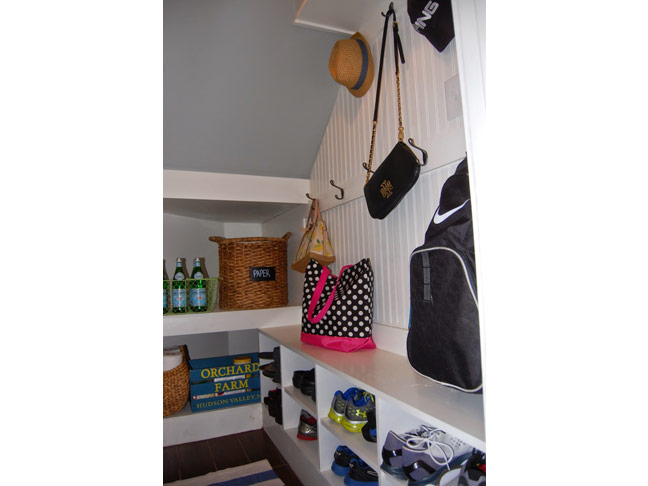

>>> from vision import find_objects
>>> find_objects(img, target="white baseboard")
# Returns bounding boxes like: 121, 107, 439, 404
372, 323, 409, 357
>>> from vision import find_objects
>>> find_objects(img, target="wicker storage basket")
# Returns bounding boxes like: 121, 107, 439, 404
209, 232, 291, 310
163, 346, 189, 417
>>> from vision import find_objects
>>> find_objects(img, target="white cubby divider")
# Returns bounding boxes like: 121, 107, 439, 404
258, 334, 279, 400
285, 425, 320, 469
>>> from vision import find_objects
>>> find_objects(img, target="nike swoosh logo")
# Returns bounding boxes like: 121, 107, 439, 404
433, 199, 469, 224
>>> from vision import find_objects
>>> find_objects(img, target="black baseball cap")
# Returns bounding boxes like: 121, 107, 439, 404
407, 0, 455, 52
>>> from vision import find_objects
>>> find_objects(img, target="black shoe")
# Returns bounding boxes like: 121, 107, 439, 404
331, 446, 359, 476
457, 450, 486, 486
299, 369, 315, 398
267, 390, 282, 425
362, 408, 377, 443
261, 362, 277, 378
292, 369, 309, 388
264, 388, 280, 405
258, 346, 278, 360
345, 459, 378, 486
272, 346, 281, 384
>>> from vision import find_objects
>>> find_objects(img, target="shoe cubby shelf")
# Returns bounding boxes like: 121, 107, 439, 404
259, 325, 486, 486
163, 306, 301, 337
283, 385, 317, 418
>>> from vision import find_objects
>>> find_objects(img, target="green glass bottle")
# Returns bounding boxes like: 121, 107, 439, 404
189, 257, 207, 312
163, 260, 169, 314
171, 258, 186, 313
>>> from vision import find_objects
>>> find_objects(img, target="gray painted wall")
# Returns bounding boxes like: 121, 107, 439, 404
164, 0, 345, 178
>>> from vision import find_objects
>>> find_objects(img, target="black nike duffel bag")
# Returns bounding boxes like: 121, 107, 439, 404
407, 157, 482, 393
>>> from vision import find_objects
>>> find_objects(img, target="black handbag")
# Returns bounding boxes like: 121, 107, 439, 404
363, 3, 427, 220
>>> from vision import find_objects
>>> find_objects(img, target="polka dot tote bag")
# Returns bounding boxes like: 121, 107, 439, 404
301, 258, 376, 352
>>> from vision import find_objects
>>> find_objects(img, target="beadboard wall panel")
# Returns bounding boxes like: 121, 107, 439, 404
309, 9, 466, 332
322, 163, 460, 331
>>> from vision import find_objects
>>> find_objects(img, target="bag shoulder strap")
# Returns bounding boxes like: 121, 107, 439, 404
307, 264, 353, 323
313, 198, 330, 255
364, 3, 406, 183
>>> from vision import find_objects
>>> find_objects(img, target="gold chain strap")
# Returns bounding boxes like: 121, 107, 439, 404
396, 70, 404, 142
365, 121, 378, 184
395, 21, 404, 142
364, 16, 405, 182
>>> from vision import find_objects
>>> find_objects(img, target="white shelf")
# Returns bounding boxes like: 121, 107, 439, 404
321, 469, 345, 486
285, 426, 320, 469
260, 325, 485, 451
294, 0, 407, 42
283, 385, 317, 418
320, 417, 380, 472
163, 402, 262, 446
263, 418, 330, 485
163, 306, 301, 337
380, 470, 408, 486
262, 404, 283, 432
164, 169, 309, 205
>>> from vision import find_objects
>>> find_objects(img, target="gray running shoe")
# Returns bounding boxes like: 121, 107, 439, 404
328, 387, 360, 424
341, 390, 375, 433
402, 431, 473, 483
380, 425, 437, 479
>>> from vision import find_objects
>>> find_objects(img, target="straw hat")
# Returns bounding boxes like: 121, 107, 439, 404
328, 32, 374, 98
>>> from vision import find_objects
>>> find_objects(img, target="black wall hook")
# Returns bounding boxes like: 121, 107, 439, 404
330, 180, 344, 200
362, 162, 375, 175
382, 2, 395, 17
306, 193, 315, 201
408, 138, 428, 166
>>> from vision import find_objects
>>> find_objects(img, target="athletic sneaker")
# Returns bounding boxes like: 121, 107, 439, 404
361, 408, 377, 443
344, 458, 378, 486
402, 431, 473, 484
263, 388, 280, 405
380, 425, 437, 479
342, 391, 375, 433
457, 450, 486, 486
328, 387, 360, 424
296, 410, 317, 440
331, 445, 359, 476
430, 454, 473, 486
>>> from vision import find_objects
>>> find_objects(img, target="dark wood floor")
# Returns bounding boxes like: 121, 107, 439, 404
163, 429, 303, 485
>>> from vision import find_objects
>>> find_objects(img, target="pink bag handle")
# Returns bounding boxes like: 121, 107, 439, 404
307, 264, 353, 323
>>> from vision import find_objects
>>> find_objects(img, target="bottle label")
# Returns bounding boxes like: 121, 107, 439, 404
172, 289, 185, 307
190, 288, 207, 307
163, 288, 168, 309
193, 272, 204, 279
174, 272, 185, 280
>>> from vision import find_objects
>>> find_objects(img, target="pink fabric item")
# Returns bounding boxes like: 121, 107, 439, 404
306, 264, 353, 323
300, 332, 376, 353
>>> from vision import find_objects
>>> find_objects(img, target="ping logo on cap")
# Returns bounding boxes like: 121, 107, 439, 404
415, 1, 440, 31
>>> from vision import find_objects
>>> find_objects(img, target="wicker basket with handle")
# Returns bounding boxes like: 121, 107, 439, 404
209, 232, 291, 310
163, 346, 189, 417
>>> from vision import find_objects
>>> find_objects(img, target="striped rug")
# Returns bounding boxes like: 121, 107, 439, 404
164, 460, 284, 486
